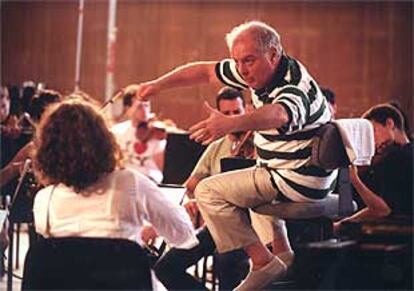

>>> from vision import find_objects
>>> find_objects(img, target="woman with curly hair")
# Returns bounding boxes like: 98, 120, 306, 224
32, 97, 198, 249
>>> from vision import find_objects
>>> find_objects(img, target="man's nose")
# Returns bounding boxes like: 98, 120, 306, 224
238, 63, 248, 76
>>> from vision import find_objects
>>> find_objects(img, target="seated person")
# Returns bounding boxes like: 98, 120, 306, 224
1, 90, 62, 188
112, 98, 166, 184
334, 103, 413, 230
31, 97, 198, 252
152, 87, 293, 290
0, 86, 10, 125
114, 91, 135, 123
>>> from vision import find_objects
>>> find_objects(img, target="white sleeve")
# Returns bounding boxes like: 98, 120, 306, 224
135, 173, 199, 249
32, 187, 51, 237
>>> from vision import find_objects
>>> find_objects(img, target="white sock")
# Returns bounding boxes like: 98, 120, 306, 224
235, 256, 287, 291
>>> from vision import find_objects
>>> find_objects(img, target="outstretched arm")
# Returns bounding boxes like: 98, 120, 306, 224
334, 165, 391, 231
0, 142, 34, 187
190, 101, 289, 145
348, 165, 391, 218
125, 61, 218, 100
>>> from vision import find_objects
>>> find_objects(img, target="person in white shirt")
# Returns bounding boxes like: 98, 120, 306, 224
112, 98, 166, 184
32, 97, 198, 250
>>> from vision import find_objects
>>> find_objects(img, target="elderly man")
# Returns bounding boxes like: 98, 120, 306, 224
126, 21, 333, 290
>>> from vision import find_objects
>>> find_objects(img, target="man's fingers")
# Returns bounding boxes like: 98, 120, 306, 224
190, 127, 209, 142
202, 135, 216, 145
189, 120, 207, 133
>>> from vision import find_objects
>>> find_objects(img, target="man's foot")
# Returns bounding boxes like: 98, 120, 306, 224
234, 256, 287, 291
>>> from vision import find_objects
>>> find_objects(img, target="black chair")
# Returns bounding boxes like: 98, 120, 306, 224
22, 237, 152, 290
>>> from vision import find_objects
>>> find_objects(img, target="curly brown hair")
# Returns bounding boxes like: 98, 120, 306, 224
33, 98, 122, 192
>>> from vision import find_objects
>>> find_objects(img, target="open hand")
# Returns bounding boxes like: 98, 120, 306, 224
189, 102, 231, 145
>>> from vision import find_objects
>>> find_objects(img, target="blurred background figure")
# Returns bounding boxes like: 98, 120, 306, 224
113, 91, 136, 123
334, 103, 412, 232
0, 87, 10, 123
1, 89, 62, 191
112, 96, 166, 184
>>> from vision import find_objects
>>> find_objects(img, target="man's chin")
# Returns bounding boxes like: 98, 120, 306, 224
376, 141, 394, 155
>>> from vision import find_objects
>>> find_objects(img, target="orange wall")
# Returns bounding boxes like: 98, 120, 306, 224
2, 1, 412, 129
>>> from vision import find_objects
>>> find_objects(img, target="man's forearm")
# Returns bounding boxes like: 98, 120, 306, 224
352, 178, 391, 216
339, 207, 375, 224
156, 62, 218, 91
230, 103, 289, 133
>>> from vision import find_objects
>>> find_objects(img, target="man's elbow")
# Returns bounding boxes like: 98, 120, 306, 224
378, 206, 392, 217
370, 204, 392, 218
206, 63, 219, 84
274, 105, 290, 128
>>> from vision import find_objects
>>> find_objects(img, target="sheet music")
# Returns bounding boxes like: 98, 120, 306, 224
158, 186, 186, 205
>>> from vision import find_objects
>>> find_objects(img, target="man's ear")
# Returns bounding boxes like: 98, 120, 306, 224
269, 47, 278, 64
385, 117, 395, 129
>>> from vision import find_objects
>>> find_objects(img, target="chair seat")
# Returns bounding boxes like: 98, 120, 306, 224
253, 194, 341, 219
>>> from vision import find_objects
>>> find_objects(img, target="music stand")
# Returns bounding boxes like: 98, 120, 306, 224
162, 133, 206, 185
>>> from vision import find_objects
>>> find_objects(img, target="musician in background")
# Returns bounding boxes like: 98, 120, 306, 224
0, 90, 61, 188
112, 97, 166, 184
0, 86, 10, 124
0, 89, 62, 252
334, 103, 413, 231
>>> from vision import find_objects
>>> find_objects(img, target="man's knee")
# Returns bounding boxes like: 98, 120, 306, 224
194, 178, 211, 201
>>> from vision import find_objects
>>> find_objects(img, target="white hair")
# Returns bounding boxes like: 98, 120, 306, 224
225, 20, 283, 56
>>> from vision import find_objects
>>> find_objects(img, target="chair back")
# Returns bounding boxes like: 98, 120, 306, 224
22, 237, 152, 290
254, 122, 357, 220
309, 122, 350, 170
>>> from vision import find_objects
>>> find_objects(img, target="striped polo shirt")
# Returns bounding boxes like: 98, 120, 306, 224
215, 54, 337, 202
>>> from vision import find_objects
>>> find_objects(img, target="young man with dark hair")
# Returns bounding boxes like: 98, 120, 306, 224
334, 103, 412, 230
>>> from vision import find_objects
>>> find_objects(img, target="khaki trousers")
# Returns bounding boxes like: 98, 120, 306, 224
195, 166, 286, 253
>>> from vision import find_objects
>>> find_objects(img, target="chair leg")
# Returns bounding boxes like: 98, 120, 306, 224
7, 220, 14, 291
193, 258, 200, 279
15, 223, 20, 270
